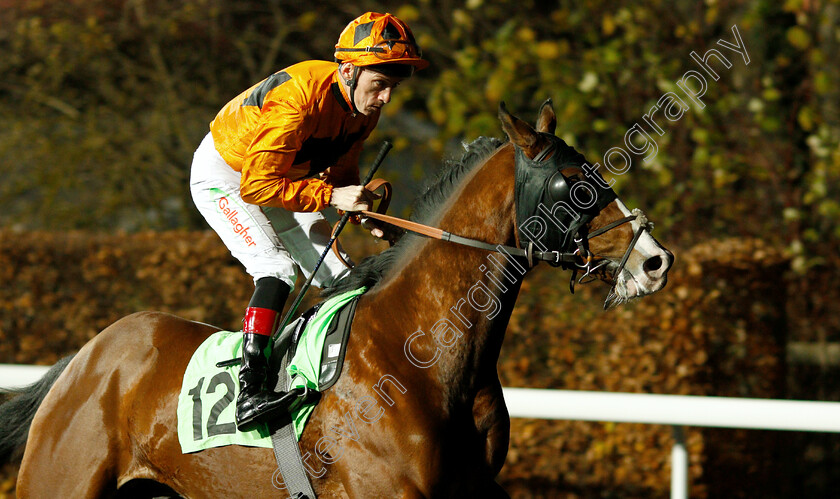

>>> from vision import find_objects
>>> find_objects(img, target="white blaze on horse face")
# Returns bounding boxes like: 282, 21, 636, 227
612, 199, 673, 301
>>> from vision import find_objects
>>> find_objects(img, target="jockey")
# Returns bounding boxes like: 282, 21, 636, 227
189, 12, 428, 431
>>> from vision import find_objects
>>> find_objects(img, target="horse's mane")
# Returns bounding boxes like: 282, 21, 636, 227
321, 136, 505, 298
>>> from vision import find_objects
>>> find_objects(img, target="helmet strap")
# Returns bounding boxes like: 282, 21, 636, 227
348, 65, 361, 117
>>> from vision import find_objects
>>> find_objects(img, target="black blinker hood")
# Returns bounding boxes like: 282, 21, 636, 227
513, 133, 617, 262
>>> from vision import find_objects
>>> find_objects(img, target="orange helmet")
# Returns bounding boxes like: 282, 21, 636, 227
334, 12, 429, 72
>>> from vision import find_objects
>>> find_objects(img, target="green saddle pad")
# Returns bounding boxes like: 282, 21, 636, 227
177, 287, 366, 453
177, 330, 272, 453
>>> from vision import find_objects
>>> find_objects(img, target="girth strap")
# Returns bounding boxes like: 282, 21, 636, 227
268, 347, 318, 499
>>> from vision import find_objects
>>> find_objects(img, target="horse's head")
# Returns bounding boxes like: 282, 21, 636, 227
499, 100, 673, 308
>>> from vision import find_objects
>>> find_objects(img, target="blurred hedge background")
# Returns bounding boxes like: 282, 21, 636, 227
2, 0, 839, 497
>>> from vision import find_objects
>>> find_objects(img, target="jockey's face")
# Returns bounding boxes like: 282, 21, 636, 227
340, 65, 406, 116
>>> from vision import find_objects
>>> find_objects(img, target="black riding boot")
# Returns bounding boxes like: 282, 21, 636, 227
235, 332, 300, 431
236, 331, 269, 416
235, 277, 302, 431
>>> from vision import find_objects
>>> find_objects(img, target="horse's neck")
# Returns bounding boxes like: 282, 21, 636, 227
379, 147, 523, 390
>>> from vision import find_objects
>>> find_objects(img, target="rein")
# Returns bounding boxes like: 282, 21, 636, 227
359, 209, 586, 267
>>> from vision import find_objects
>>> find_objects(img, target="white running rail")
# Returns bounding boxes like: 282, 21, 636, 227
500, 387, 840, 432
0, 364, 51, 390
4, 365, 840, 498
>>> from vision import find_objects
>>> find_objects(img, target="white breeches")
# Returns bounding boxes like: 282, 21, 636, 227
189, 133, 352, 290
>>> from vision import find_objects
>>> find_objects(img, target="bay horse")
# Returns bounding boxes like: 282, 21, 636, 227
0, 101, 672, 497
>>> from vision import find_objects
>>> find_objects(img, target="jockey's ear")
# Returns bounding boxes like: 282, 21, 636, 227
536, 98, 556, 135
498, 102, 542, 158
338, 63, 355, 84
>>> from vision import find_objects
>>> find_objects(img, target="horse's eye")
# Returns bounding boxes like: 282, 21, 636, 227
546, 171, 571, 204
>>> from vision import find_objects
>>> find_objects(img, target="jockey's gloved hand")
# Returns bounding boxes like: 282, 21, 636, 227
329, 185, 381, 212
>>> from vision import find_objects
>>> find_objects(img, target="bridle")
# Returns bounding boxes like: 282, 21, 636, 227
512, 133, 654, 292
356, 137, 654, 293
572, 206, 653, 292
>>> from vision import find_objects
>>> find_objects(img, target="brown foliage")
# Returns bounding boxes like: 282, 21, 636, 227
1, 231, 250, 365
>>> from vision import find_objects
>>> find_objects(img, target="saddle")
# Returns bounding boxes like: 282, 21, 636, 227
268, 292, 361, 394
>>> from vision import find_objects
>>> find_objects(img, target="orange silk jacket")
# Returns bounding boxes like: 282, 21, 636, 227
210, 60, 378, 212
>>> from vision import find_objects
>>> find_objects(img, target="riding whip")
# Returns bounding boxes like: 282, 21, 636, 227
274, 140, 393, 338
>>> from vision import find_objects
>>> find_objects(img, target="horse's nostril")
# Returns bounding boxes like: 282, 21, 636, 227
644, 255, 662, 273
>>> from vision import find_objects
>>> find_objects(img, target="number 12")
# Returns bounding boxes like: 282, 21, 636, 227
187, 371, 237, 441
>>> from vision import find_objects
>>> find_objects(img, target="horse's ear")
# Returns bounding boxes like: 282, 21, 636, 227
536, 98, 556, 134
498, 102, 539, 153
